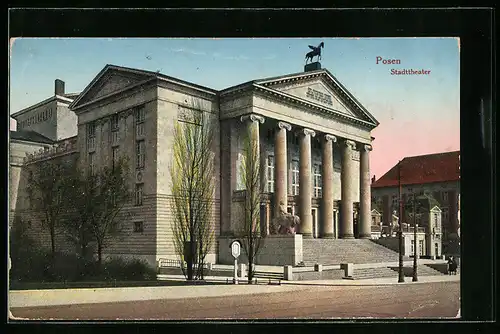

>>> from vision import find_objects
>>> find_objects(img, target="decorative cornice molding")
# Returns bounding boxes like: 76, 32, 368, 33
277, 121, 292, 131
325, 134, 337, 142
240, 114, 265, 124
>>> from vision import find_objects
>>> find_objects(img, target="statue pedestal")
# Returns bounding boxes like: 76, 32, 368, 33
217, 234, 303, 266
305, 62, 321, 72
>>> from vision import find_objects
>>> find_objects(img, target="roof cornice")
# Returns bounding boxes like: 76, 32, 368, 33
70, 77, 157, 112
11, 95, 75, 119
254, 69, 379, 127
253, 83, 378, 129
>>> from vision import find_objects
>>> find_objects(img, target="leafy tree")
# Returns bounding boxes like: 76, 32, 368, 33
170, 104, 216, 280
65, 157, 131, 264
238, 118, 263, 283
25, 159, 74, 256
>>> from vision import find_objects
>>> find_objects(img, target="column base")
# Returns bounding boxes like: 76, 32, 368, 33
301, 233, 314, 238
339, 234, 355, 239
358, 234, 372, 239
319, 233, 335, 239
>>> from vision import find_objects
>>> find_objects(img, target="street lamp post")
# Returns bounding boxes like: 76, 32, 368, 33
397, 161, 404, 283
412, 194, 418, 282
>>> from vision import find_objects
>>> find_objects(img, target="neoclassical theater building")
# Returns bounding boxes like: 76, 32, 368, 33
10, 63, 379, 266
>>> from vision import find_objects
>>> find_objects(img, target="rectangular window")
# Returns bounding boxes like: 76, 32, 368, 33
112, 146, 119, 169
266, 128, 275, 142
418, 240, 424, 256
136, 140, 145, 169
267, 155, 275, 193
133, 221, 144, 233
442, 192, 449, 202
313, 164, 322, 198
433, 213, 439, 231
88, 152, 95, 175
135, 183, 144, 206
410, 240, 415, 255
111, 114, 119, 145
292, 160, 299, 195
135, 106, 145, 137
442, 208, 449, 222
392, 195, 398, 209
312, 139, 321, 150
291, 133, 299, 146
87, 122, 96, 151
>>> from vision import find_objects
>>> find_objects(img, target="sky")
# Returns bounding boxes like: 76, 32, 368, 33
9, 38, 460, 179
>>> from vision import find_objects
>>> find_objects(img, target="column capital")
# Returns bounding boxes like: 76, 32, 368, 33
343, 139, 356, 149
277, 121, 292, 131
297, 128, 316, 137
324, 134, 337, 143
240, 114, 265, 124
360, 144, 373, 152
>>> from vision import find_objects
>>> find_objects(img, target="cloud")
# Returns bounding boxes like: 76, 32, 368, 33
169, 47, 250, 61
170, 48, 206, 56
222, 55, 249, 61
263, 54, 277, 60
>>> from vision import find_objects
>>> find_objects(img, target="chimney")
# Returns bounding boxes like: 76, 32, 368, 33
55, 79, 65, 96
371, 175, 376, 184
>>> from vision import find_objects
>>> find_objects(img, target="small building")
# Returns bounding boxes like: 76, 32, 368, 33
400, 195, 443, 259
371, 151, 460, 255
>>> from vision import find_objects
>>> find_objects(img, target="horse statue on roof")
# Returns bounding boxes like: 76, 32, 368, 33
305, 42, 324, 63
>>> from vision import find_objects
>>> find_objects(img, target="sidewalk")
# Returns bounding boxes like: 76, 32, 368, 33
9, 275, 459, 309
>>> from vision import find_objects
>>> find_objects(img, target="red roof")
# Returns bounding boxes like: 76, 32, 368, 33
372, 151, 460, 188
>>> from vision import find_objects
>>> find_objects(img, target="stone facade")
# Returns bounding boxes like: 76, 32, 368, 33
10, 64, 379, 267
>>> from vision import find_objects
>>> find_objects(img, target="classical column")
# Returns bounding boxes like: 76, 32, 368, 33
274, 121, 291, 218
241, 114, 265, 234
298, 128, 316, 238
320, 134, 336, 238
240, 114, 265, 186
340, 139, 356, 239
358, 144, 373, 239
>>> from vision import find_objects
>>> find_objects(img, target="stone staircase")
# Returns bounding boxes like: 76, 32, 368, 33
352, 263, 447, 280
302, 239, 411, 266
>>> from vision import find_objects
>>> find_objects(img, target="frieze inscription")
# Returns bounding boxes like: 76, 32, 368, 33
306, 87, 333, 106
19, 107, 54, 129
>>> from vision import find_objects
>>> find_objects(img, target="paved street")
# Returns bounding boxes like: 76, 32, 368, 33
10, 281, 459, 320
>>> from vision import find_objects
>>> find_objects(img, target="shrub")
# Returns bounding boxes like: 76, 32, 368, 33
102, 258, 156, 281
10, 247, 156, 282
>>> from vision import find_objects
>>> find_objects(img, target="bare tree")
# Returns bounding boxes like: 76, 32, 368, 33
238, 119, 263, 283
64, 157, 131, 264
170, 103, 216, 281
26, 159, 74, 256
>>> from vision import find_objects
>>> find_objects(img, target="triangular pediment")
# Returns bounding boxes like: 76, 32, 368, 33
256, 70, 379, 126
71, 65, 155, 110
273, 79, 355, 117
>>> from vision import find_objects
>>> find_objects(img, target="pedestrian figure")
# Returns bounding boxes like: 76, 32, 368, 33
448, 256, 457, 275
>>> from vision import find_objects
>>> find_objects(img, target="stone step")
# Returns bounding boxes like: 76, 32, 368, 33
302, 239, 410, 265
353, 267, 396, 279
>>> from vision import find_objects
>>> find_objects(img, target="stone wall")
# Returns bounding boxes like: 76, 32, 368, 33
218, 234, 303, 266
292, 269, 344, 281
